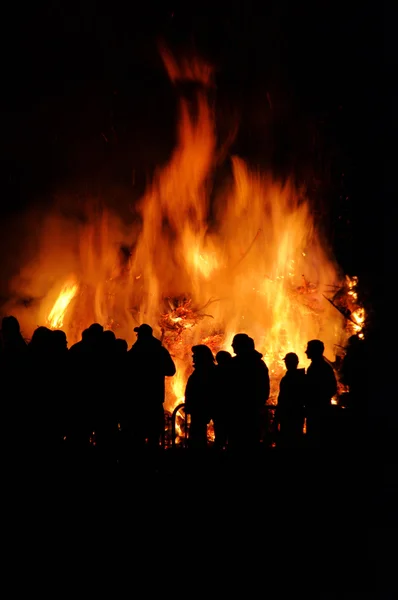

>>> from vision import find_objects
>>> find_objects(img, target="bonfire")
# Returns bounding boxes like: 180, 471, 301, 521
3, 50, 365, 433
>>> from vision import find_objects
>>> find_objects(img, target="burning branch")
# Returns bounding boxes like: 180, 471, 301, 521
298, 274, 317, 294
322, 276, 366, 335
322, 294, 360, 327
196, 297, 219, 313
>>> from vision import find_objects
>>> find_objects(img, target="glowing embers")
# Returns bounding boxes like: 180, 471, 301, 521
347, 275, 365, 338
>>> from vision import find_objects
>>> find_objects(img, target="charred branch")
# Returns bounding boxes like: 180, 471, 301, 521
322, 294, 359, 327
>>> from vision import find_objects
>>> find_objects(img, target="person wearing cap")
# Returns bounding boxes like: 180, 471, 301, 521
275, 352, 306, 448
133, 323, 153, 337
127, 323, 176, 453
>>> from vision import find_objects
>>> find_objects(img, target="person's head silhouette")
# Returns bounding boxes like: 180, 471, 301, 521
103, 329, 116, 343
30, 326, 53, 351
1, 315, 21, 337
346, 334, 362, 349
134, 323, 153, 339
115, 338, 128, 353
52, 329, 68, 351
305, 339, 324, 361
191, 344, 215, 368
231, 333, 253, 355
283, 352, 299, 371
88, 323, 103, 334
216, 350, 232, 366
87, 323, 104, 342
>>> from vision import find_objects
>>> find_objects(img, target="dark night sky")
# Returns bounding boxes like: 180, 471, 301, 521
0, 1, 382, 327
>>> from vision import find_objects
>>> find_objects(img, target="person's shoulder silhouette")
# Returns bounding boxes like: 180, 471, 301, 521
129, 323, 176, 376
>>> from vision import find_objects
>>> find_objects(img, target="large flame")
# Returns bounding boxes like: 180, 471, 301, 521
6, 52, 361, 413
47, 279, 79, 329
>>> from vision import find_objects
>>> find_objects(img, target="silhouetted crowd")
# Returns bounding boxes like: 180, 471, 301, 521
0, 315, 369, 465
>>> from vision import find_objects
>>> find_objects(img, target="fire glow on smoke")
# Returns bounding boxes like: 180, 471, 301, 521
6, 51, 364, 413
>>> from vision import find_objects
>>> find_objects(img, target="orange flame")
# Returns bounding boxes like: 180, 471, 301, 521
47, 280, 79, 329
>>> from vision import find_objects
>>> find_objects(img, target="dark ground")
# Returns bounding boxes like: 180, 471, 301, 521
6, 447, 395, 582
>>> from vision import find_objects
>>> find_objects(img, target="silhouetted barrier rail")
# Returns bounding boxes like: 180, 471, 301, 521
169, 403, 351, 448
170, 402, 278, 448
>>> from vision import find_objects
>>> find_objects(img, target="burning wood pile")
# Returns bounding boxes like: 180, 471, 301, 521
159, 296, 224, 360
159, 296, 217, 343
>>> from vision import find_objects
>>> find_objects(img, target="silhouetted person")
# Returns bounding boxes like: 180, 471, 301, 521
26, 326, 61, 455
69, 323, 104, 355
28, 326, 54, 356
339, 334, 369, 447
340, 335, 368, 414
127, 324, 176, 458
0, 316, 27, 357
0, 316, 28, 459
94, 329, 119, 463
0, 315, 28, 394
50, 329, 69, 445
114, 338, 128, 354
52, 330, 68, 355
67, 323, 104, 460
185, 345, 216, 449
101, 329, 116, 354
88, 322, 104, 337
68, 328, 89, 354
216, 351, 232, 364
64, 329, 89, 458
213, 350, 233, 449
275, 353, 306, 448
113, 338, 129, 460
305, 339, 337, 448
229, 334, 270, 451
